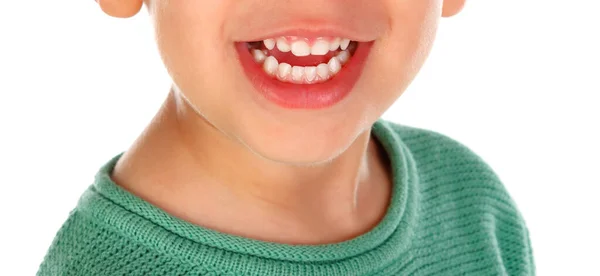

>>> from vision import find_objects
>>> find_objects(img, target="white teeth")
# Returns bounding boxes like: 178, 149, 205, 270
305, 66, 317, 82
252, 49, 266, 63
340, 38, 351, 51
263, 56, 279, 76
268, 37, 351, 55
291, 40, 311, 57
329, 37, 341, 51
277, 63, 292, 80
259, 57, 345, 84
316, 63, 330, 80
311, 39, 330, 55
277, 38, 291, 52
337, 50, 350, 64
252, 37, 353, 84
328, 57, 341, 74
291, 66, 304, 82
263, 39, 276, 50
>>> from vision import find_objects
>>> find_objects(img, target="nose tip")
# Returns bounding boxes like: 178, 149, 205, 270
95, 0, 143, 18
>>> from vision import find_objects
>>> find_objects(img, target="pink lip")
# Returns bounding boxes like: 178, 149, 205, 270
230, 19, 380, 43
235, 41, 373, 109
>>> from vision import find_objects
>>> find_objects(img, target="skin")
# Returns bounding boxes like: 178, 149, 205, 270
97, 0, 466, 244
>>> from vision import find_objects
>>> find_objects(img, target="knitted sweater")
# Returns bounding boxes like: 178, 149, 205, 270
37, 119, 535, 275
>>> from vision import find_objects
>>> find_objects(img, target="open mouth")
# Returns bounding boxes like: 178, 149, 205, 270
247, 37, 358, 84
236, 35, 373, 109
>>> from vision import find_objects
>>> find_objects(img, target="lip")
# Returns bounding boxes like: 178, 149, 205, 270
239, 28, 374, 43
235, 41, 373, 109
229, 18, 382, 43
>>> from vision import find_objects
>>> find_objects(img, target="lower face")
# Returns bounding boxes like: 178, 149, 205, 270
148, 0, 442, 164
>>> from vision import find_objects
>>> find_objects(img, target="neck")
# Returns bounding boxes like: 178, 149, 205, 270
112, 88, 392, 244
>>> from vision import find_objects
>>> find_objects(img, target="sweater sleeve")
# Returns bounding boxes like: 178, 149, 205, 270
37, 210, 82, 276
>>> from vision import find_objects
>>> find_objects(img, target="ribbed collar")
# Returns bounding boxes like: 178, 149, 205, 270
77, 119, 419, 275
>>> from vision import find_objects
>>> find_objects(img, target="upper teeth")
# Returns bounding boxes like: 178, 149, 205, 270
276, 37, 291, 52
311, 40, 330, 55
291, 40, 311, 57
263, 38, 276, 50
265, 37, 352, 57
329, 37, 341, 51
340, 38, 350, 51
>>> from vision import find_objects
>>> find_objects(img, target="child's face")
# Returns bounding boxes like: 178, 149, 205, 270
143, 0, 463, 164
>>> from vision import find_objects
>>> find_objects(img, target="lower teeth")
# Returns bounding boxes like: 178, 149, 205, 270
248, 44, 355, 84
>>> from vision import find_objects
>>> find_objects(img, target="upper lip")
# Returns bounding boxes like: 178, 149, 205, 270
229, 15, 384, 43
235, 23, 377, 43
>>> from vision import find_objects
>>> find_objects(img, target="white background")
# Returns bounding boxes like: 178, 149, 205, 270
1, 1, 598, 275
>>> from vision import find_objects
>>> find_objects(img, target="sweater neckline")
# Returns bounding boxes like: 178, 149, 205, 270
79, 119, 418, 275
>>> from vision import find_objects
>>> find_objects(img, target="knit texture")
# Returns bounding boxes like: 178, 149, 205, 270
37, 119, 535, 275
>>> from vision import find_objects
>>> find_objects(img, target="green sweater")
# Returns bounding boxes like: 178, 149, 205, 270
37, 119, 535, 275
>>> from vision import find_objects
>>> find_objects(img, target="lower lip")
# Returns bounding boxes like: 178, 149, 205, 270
235, 42, 373, 109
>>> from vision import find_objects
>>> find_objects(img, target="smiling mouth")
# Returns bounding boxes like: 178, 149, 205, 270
235, 32, 373, 109
246, 36, 359, 84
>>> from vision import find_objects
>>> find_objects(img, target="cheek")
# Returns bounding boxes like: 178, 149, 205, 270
153, 2, 225, 75
151, 1, 240, 104
374, 0, 441, 94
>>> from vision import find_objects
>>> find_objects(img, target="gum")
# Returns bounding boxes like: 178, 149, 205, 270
271, 36, 343, 46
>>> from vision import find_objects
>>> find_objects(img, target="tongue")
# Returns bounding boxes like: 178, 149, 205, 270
269, 48, 337, 67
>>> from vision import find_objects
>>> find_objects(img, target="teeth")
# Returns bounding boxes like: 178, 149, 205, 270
263, 56, 279, 76
266, 37, 351, 55
329, 37, 341, 51
311, 39, 330, 55
316, 63, 330, 81
337, 50, 350, 64
340, 39, 350, 51
276, 38, 291, 52
252, 49, 266, 63
251, 37, 354, 84
292, 66, 304, 82
277, 63, 292, 80
263, 39, 276, 50
328, 57, 341, 74
305, 66, 317, 82
291, 40, 311, 57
